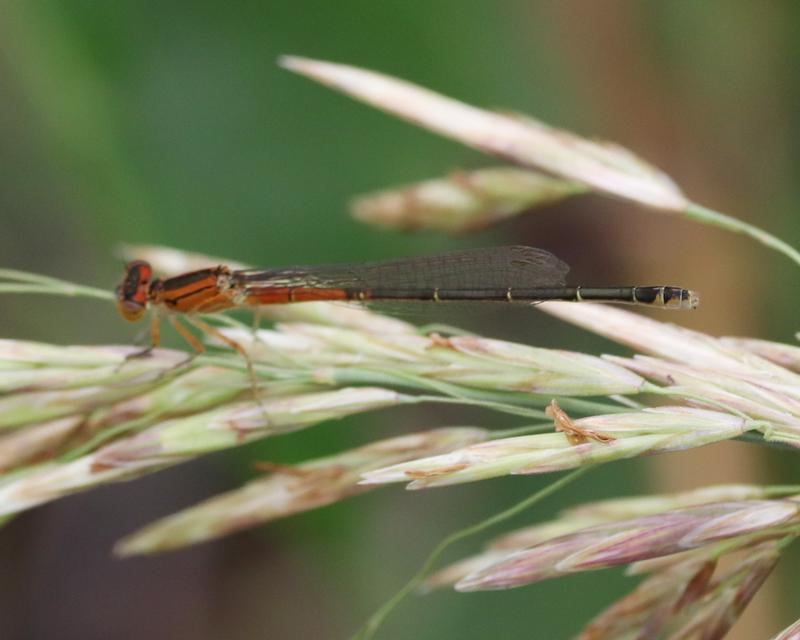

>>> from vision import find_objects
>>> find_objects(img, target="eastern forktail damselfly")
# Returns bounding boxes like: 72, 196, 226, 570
116, 245, 698, 349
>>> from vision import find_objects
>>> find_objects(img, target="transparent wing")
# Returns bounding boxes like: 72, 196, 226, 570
234, 246, 569, 291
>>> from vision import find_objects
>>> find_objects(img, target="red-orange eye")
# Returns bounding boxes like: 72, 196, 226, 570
115, 260, 152, 322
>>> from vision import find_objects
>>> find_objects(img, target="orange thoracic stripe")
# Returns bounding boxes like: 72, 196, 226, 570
154, 269, 234, 313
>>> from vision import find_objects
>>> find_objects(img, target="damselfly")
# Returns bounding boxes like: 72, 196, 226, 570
116, 245, 698, 350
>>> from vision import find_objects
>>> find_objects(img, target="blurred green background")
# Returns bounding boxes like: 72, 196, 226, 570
1, 1, 799, 638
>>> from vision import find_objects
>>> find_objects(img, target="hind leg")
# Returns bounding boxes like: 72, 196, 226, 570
183, 315, 264, 409
168, 315, 206, 353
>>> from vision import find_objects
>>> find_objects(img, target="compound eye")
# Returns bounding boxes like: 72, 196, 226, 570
116, 261, 153, 321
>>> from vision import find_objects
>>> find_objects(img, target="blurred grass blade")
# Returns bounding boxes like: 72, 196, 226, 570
116, 427, 488, 555
362, 407, 757, 489
772, 617, 800, 640
350, 167, 585, 233
426, 483, 788, 590
281, 55, 800, 269
455, 502, 796, 591
576, 557, 717, 640
664, 543, 781, 640
0, 387, 407, 517
280, 55, 688, 211
540, 301, 797, 378
722, 337, 800, 373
